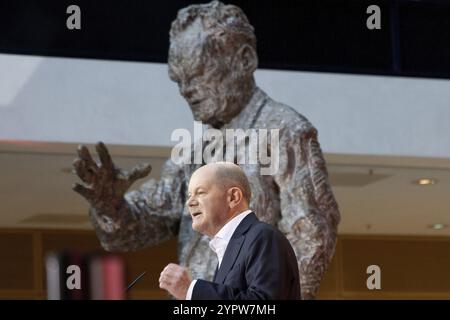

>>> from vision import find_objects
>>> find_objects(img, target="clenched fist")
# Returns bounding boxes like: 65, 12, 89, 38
159, 263, 192, 300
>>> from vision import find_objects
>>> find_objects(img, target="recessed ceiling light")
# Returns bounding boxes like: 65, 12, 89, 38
413, 178, 437, 186
429, 223, 448, 230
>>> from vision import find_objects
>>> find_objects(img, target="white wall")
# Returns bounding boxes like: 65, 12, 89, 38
1, 53, 450, 158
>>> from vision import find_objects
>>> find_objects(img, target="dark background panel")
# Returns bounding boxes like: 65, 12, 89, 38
399, 1, 450, 78
0, 0, 391, 72
0, 0, 449, 79
233, 0, 392, 74
0, 0, 179, 61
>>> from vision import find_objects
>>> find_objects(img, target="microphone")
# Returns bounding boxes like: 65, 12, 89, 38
125, 271, 147, 292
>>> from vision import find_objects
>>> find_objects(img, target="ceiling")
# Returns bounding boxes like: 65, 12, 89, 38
1, 141, 449, 237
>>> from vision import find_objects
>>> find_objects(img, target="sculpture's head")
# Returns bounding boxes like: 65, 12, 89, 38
168, 1, 258, 128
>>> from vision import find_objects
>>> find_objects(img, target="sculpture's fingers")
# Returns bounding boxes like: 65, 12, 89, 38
76, 145, 99, 173
128, 163, 152, 184
72, 158, 95, 184
72, 183, 95, 202
95, 141, 114, 171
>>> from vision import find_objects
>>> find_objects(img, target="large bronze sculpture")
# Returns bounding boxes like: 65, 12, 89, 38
73, 1, 340, 299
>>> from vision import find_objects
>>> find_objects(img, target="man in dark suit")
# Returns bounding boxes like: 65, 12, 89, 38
159, 162, 301, 300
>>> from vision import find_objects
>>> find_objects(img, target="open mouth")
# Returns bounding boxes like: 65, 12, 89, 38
191, 211, 202, 218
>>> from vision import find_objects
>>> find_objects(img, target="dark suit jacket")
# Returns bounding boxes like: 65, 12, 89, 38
192, 212, 301, 300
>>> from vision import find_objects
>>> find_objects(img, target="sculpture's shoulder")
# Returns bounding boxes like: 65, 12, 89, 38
259, 94, 317, 137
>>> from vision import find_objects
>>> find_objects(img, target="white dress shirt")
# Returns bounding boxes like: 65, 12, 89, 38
185, 209, 252, 300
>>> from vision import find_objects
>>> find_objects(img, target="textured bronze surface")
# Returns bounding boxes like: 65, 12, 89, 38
73, 1, 340, 299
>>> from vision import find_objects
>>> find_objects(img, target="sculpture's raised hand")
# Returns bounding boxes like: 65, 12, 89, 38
72, 142, 152, 210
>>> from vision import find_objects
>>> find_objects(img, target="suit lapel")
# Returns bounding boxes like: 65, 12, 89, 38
213, 264, 219, 282
214, 212, 258, 284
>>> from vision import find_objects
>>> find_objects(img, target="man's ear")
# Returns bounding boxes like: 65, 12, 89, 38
232, 44, 258, 76
227, 187, 243, 209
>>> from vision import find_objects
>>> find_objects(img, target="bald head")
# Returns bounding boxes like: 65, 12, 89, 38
192, 162, 252, 203
211, 162, 252, 203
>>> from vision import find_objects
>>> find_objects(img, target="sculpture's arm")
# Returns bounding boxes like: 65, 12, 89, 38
273, 127, 340, 299
72, 143, 184, 252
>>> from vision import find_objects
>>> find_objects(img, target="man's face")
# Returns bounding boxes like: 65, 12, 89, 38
187, 166, 229, 237
168, 20, 246, 127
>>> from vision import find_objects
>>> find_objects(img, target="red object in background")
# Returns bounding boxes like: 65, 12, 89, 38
102, 255, 126, 300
